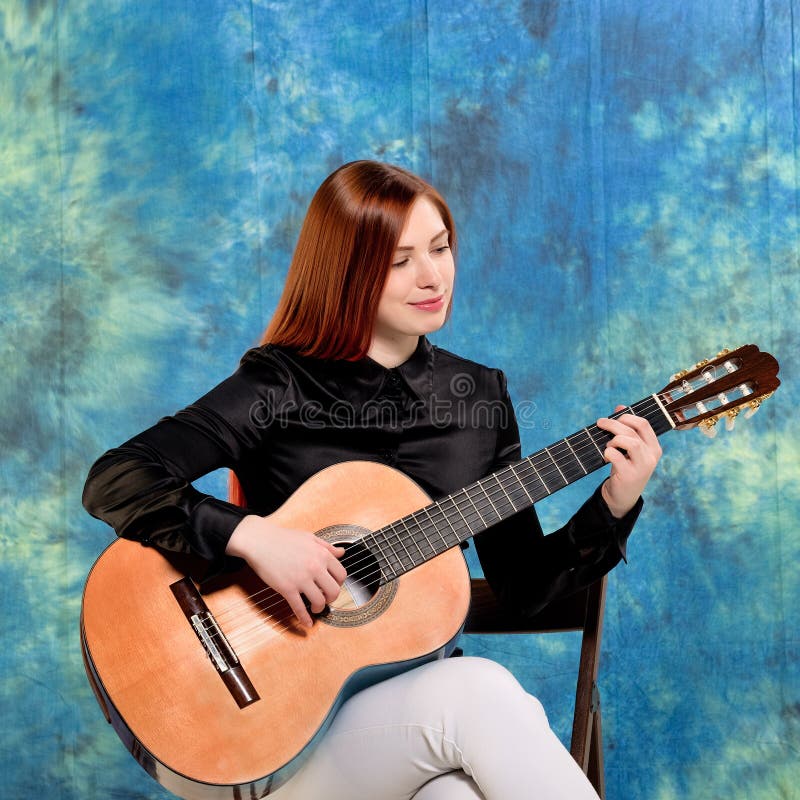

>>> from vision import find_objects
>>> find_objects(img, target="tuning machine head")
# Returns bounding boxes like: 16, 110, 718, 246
697, 391, 775, 437
724, 407, 741, 431
670, 350, 731, 382
743, 395, 771, 419
699, 416, 719, 438
664, 344, 780, 433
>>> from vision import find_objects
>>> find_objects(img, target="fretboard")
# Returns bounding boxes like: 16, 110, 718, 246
367, 395, 674, 584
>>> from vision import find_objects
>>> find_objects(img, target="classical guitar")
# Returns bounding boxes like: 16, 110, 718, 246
81, 345, 780, 799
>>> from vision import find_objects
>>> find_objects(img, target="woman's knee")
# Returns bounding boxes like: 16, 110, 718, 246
412, 657, 549, 726
444, 657, 540, 703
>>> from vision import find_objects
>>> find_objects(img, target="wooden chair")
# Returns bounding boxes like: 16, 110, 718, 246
463, 576, 608, 798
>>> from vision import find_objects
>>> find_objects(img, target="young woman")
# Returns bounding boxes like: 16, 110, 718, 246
83, 160, 661, 799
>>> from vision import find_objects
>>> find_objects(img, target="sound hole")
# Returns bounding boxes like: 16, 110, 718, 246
315, 524, 397, 627
329, 540, 381, 611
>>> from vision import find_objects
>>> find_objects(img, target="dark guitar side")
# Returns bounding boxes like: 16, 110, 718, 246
81, 460, 472, 799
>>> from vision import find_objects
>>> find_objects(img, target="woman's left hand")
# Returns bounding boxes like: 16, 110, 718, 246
596, 407, 662, 518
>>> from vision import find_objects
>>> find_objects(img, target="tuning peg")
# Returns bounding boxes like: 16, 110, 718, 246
744, 398, 763, 419
716, 348, 731, 358
694, 358, 710, 370
725, 407, 740, 431
699, 416, 719, 438
670, 369, 690, 381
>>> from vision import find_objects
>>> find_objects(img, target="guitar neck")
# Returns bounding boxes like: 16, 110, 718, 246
371, 394, 674, 584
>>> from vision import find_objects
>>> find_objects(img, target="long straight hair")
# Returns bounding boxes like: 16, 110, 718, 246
229, 160, 457, 506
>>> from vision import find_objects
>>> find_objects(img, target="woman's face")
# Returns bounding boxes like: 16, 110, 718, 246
371, 196, 455, 357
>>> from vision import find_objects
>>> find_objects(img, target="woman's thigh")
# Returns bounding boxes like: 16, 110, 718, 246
269, 656, 598, 800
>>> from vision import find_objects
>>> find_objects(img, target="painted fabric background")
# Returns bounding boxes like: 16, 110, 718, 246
1, 1, 797, 798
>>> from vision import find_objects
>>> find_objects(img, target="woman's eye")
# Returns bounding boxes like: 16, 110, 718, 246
392, 257, 410, 268
433, 245, 450, 254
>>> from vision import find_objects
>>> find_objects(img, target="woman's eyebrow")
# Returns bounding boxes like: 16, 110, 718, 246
395, 229, 449, 252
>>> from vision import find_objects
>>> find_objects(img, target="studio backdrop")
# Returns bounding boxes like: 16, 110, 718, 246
1, 1, 798, 798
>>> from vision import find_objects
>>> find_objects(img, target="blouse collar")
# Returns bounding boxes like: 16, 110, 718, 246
264, 336, 435, 410
334, 336, 434, 407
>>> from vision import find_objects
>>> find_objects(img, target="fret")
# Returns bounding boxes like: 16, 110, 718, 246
497, 468, 532, 509
417, 508, 450, 550
531, 451, 560, 493
462, 487, 491, 527
570, 428, 607, 473
390, 523, 416, 572
475, 482, 502, 525
564, 434, 588, 475
544, 445, 568, 486
524, 457, 550, 495
510, 463, 536, 504
491, 473, 520, 515
363, 531, 393, 581
420, 506, 459, 554
403, 515, 437, 561
584, 426, 605, 459
591, 426, 613, 457
429, 502, 463, 543
550, 439, 586, 484
420, 528, 436, 560
417, 523, 438, 559
439, 494, 474, 542
373, 528, 405, 579
406, 514, 444, 563
408, 517, 432, 563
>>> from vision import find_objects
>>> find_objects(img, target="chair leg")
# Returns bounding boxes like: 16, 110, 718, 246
587, 699, 605, 799
570, 577, 607, 794
570, 679, 592, 769
571, 680, 604, 797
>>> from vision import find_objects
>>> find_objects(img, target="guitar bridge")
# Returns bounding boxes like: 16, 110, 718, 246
170, 578, 260, 709
190, 611, 238, 673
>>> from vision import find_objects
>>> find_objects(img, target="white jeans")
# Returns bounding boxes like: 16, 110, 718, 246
270, 656, 600, 800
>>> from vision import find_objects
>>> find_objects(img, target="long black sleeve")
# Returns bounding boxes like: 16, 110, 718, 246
82, 357, 284, 570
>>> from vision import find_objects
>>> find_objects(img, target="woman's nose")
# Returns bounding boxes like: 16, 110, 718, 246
416, 255, 441, 288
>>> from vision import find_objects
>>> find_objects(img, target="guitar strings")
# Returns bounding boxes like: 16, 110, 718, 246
212, 397, 668, 643
208, 397, 672, 653
210, 400, 642, 631
213, 397, 668, 647
189, 357, 765, 658
219, 401, 683, 657
218, 381, 756, 657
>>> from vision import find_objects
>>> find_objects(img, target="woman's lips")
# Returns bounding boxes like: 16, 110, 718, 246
409, 295, 445, 312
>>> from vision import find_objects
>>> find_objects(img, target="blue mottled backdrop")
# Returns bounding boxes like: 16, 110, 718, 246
1, 1, 798, 798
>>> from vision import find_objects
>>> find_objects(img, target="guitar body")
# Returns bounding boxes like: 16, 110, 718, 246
81, 461, 472, 799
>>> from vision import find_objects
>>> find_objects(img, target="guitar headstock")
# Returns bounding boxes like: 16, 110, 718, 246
659, 345, 780, 437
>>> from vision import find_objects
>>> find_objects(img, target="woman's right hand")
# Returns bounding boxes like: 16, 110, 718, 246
226, 515, 346, 628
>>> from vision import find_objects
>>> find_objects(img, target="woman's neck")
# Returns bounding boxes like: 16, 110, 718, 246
367, 335, 420, 368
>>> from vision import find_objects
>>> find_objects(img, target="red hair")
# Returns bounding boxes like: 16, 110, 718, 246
229, 160, 457, 506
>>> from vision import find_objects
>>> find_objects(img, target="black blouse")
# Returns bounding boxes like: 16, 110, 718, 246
82, 337, 641, 616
